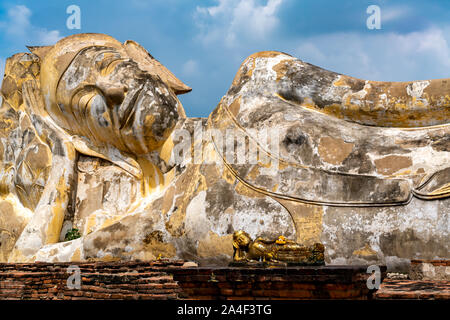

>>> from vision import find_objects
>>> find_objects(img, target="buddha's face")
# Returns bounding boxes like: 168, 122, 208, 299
234, 232, 251, 248
56, 45, 180, 155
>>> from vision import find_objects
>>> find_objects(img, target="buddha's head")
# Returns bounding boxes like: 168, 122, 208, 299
233, 230, 252, 250
33, 33, 190, 155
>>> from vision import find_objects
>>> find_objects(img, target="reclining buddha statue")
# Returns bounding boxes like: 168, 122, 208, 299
0, 33, 448, 269
231, 230, 325, 265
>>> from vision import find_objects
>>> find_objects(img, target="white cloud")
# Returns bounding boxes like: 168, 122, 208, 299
382, 6, 412, 23
3, 5, 31, 37
38, 30, 62, 45
195, 0, 283, 47
0, 5, 62, 105
182, 59, 199, 76
294, 27, 450, 81
0, 5, 62, 46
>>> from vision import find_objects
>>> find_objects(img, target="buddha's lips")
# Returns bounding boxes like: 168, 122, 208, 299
118, 85, 143, 128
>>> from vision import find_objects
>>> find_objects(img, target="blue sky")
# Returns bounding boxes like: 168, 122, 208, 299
1, 0, 450, 117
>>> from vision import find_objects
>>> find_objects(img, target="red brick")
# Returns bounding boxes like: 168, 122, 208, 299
233, 289, 252, 296
328, 288, 362, 299
91, 293, 112, 299
227, 296, 255, 300
138, 294, 169, 300
291, 283, 316, 290
220, 288, 234, 296
278, 290, 313, 299
216, 282, 233, 289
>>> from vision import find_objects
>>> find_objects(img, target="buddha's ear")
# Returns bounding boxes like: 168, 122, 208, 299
123, 40, 192, 95
27, 46, 53, 61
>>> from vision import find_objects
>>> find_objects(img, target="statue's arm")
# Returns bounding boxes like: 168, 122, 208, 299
8, 80, 77, 262
233, 247, 247, 261
254, 237, 276, 245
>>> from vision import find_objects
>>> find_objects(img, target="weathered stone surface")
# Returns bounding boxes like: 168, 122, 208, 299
208, 51, 449, 269
0, 34, 448, 270
410, 259, 450, 280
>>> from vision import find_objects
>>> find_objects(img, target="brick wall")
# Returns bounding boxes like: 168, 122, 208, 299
172, 265, 387, 300
0, 260, 185, 300
0, 262, 386, 300
374, 279, 450, 300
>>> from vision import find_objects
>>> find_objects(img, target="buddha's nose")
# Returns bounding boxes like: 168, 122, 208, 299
103, 86, 127, 106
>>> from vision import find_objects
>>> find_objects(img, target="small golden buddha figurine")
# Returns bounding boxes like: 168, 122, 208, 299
232, 230, 324, 266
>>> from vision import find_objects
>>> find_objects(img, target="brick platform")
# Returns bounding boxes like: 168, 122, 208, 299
0, 260, 185, 300
6, 262, 446, 300
172, 265, 387, 300
374, 279, 450, 300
